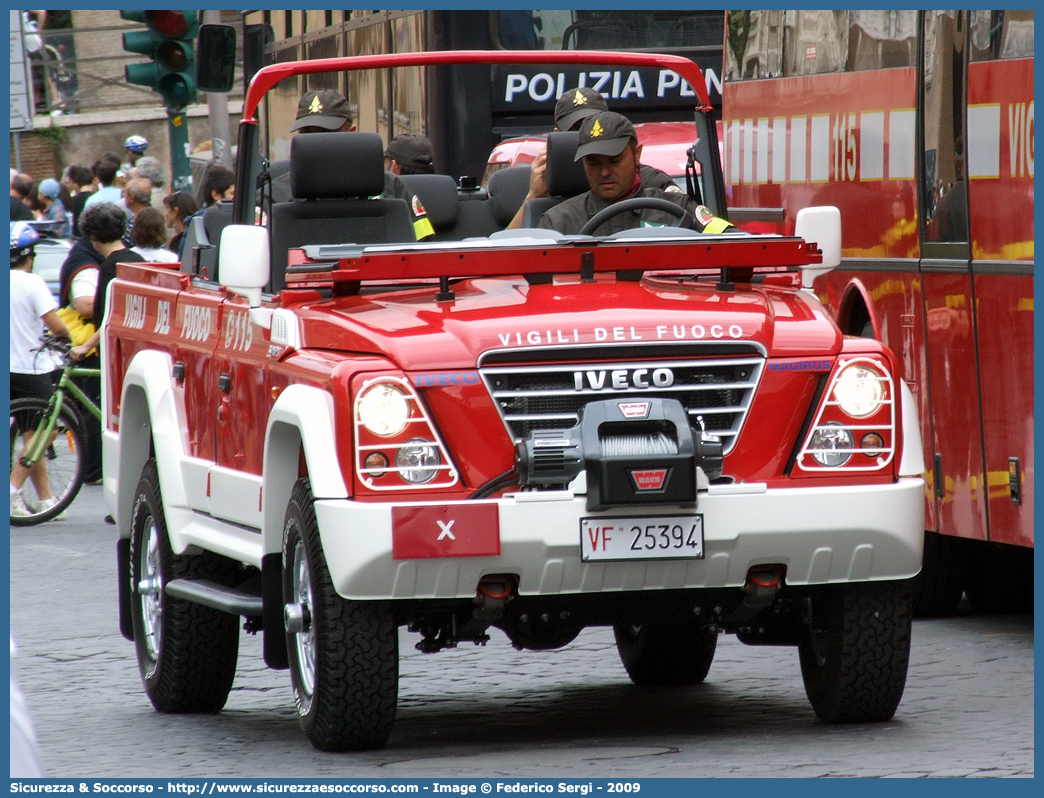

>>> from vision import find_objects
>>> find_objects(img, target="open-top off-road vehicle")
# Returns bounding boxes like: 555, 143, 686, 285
104, 44, 924, 751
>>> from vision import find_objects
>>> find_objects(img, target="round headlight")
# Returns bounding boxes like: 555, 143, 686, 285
809, 422, 853, 467
833, 363, 885, 418
358, 383, 410, 436
395, 438, 440, 484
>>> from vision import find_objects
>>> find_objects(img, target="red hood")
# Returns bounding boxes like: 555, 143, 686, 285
290, 277, 841, 370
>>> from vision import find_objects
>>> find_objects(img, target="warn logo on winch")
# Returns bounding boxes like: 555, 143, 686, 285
630, 469, 670, 491
618, 402, 651, 418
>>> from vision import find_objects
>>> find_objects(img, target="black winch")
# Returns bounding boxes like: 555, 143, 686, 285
515, 398, 723, 511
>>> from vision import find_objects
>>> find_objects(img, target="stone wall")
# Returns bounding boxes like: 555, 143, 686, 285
11, 102, 243, 188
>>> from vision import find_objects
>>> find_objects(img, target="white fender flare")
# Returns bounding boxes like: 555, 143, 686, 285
115, 349, 187, 539
898, 380, 926, 478
262, 384, 348, 556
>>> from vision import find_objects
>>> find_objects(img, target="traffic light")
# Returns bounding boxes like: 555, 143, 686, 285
121, 11, 199, 109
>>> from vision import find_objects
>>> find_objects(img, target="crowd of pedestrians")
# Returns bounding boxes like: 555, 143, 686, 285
9, 134, 201, 522
10, 135, 201, 256
11, 124, 438, 522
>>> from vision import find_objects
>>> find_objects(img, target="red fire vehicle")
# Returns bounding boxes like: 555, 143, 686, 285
103, 45, 925, 751
722, 10, 1034, 615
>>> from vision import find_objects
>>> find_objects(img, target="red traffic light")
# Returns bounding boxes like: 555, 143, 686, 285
156, 40, 190, 71
147, 11, 190, 38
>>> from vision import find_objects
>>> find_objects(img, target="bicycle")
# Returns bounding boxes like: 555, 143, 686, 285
10, 335, 101, 526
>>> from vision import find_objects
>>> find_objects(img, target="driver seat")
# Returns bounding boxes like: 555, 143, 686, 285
520, 132, 589, 227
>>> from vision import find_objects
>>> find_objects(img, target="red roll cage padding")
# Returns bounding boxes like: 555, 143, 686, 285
284, 237, 822, 286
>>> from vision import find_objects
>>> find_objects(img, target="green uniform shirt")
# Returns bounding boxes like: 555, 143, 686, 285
537, 185, 733, 236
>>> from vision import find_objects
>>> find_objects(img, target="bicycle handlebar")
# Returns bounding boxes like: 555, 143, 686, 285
36, 333, 74, 365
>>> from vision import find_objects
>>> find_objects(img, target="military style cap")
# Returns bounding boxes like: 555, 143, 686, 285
384, 134, 434, 171
290, 89, 352, 132
574, 111, 637, 161
554, 87, 609, 132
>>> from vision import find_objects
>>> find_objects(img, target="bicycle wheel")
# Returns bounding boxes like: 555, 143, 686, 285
9, 397, 86, 526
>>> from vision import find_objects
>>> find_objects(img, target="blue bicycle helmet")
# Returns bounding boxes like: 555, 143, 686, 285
124, 135, 148, 153
10, 221, 40, 263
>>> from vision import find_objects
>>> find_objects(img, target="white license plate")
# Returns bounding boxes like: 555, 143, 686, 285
580, 515, 704, 562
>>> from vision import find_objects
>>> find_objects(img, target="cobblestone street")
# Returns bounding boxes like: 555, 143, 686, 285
9, 487, 1034, 778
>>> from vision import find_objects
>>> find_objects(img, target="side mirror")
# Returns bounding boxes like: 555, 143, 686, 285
196, 24, 237, 93
795, 206, 841, 289
219, 225, 269, 306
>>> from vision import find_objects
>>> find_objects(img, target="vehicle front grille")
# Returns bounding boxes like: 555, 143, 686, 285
480, 357, 764, 454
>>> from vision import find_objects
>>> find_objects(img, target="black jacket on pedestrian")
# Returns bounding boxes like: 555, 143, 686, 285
58, 237, 104, 308
10, 196, 33, 221
93, 249, 145, 326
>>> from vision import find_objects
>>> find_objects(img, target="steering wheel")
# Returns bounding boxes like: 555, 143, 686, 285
579, 197, 694, 236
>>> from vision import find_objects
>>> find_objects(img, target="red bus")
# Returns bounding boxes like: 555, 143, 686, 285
722, 10, 1033, 614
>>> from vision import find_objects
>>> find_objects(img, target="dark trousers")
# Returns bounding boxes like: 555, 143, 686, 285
73, 354, 102, 482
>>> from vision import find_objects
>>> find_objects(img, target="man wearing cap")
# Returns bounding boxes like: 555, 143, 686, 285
37, 178, 72, 238
384, 135, 435, 176
268, 89, 434, 241
507, 87, 678, 229
537, 110, 735, 237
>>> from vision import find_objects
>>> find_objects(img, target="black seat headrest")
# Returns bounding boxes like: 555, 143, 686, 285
290, 132, 385, 200
202, 201, 234, 244
398, 174, 459, 231
545, 131, 588, 197
487, 164, 532, 227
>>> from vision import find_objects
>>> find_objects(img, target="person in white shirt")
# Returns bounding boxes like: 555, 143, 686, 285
128, 207, 178, 263
9, 221, 71, 518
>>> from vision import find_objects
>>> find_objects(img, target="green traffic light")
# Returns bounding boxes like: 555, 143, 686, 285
159, 73, 195, 109
122, 29, 162, 59
121, 10, 198, 108
125, 61, 161, 89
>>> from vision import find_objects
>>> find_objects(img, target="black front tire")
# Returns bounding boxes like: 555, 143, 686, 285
129, 458, 240, 712
798, 580, 912, 723
614, 621, 718, 686
283, 478, 399, 751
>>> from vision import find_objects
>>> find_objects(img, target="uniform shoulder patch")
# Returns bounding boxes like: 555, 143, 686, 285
663, 184, 682, 194
695, 205, 715, 225
411, 195, 427, 217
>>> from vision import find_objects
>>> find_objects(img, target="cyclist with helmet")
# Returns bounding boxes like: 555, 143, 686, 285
122, 135, 149, 173
9, 221, 71, 519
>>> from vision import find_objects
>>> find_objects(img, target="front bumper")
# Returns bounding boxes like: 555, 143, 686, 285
314, 477, 925, 601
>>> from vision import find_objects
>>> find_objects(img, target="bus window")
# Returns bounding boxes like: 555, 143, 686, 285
921, 10, 968, 244
847, 11, 916, 70
725, 10, 783, 80
728, 10, 918, 78
782, 10, 848, 76
498, 10, 725, 53
969, 10, 1034, 61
